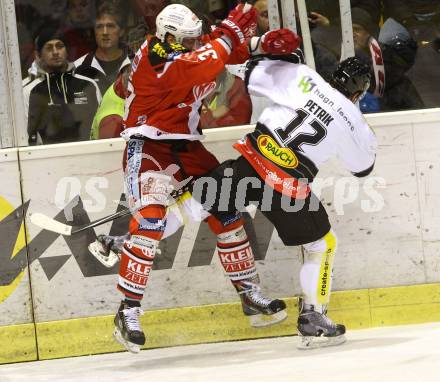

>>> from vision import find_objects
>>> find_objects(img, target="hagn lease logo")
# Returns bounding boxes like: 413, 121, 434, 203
298, 75, 317, 93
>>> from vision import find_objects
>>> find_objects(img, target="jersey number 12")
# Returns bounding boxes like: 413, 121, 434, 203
274, 108, 327, 152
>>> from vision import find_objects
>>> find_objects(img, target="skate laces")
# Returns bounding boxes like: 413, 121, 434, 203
305, 311, 336, 330
240, 282, 272, 307
248, 290, 272, 307
320, 314, 336, 329
123, 307, 144, 332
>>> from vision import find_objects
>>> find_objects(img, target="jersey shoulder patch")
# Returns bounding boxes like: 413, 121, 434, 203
148, 38, 188, 71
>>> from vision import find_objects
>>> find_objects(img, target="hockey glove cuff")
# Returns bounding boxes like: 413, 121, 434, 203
214, 3, 257, 48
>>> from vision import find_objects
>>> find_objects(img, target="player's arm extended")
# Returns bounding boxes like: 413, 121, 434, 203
227, 26, 302, 65
170, 26, 302, 88
170, 37, 236, 87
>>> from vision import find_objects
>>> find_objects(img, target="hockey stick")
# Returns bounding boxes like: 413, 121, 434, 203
30, 208, 131, 236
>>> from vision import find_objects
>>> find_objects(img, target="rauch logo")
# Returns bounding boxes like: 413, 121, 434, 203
257, 135, 298, 169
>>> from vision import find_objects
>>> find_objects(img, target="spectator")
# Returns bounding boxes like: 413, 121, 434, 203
295, 3, 340, 83
383, 1, 440, 108
59, 0, 96, 61
378, 18, 424, 111
350, 7, 384, 112
352, 0, 382, 26
75, 2, 130, 94
383, 1, 440, 41
90, 63, 131, 139
254, 0, 269, 35
23, 28, 101, 145
352, 13, 424, 112
352, 7, 380, 52
307, 1, 382, 66
307, 0, 382, 26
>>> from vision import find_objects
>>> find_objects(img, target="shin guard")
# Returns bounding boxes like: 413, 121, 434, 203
299, 230, 337, 313
216, 225, 258, 283
117, 235, 158, 300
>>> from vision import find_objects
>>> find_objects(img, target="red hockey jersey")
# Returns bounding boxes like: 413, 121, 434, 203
122, 36, 250, 141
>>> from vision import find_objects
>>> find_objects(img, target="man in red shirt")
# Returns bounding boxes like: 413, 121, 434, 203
113, 3, 300, 353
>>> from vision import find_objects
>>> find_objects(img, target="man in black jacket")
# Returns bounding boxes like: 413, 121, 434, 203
23, 28, 101, 145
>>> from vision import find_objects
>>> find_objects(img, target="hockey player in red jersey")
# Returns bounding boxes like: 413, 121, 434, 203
113, 3, 302, 353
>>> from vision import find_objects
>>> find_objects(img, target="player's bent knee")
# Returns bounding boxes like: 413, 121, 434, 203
302, 230, 337, 260
129, 204, 167, 240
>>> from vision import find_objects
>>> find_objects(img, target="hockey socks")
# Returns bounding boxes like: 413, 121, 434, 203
216, 226, 258, 282
216, 226, 287, 327
117, 235, 158, 300
299, 230, 337, 312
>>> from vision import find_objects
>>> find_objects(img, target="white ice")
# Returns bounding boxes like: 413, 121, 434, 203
1, 322, 439, 382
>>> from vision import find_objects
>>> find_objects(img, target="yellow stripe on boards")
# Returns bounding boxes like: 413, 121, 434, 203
1, 283, 440, 363
35, 301, 300, 360
0, 324, 37, 364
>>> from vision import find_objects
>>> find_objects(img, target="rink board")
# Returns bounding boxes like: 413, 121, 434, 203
15, 110, 440, 323
0, 110, 440, 363
10, 282, 440, 360
2, 282, 440, 362
0, 149, 36, 363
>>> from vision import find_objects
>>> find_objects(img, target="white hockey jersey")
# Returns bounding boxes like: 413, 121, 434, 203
233, 56, 377, 198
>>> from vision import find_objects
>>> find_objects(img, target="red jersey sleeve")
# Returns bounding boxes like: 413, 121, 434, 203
164, 39, 232, 88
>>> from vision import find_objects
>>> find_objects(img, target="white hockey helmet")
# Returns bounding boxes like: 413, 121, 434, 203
156, 4, 203, 44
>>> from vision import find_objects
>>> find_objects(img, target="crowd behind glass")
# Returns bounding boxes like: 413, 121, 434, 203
15, 0, 440, 146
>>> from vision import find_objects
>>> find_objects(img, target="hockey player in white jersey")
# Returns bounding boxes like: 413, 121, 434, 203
193, 40, 377, 349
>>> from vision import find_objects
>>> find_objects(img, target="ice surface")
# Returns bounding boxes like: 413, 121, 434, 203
1, 322, 439, 382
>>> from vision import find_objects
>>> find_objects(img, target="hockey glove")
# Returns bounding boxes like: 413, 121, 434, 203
249, 28, 302, 56
214, 3, 257, 48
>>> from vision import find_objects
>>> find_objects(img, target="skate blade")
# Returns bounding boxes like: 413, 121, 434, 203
297, 334, 346, 350
248, 309, 288, 328
88, 241, 120, 268
113, 327, 141, 354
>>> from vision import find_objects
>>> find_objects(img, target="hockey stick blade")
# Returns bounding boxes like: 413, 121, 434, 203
30, 209, 131, 236
30, 213, 73, 235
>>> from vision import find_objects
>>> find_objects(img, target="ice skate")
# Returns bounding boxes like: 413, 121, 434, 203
236, 281, 287, 328
88, 234, 123, 268
297, 299, 346, 349
113, 300, 145, 353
